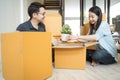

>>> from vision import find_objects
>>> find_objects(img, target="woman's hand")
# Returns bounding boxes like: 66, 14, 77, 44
69, 35, 88, 42
69, 35, 79, 40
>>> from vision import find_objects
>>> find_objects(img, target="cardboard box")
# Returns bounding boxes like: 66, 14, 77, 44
1, 32, 52, 80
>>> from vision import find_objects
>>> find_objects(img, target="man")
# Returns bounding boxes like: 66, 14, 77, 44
16, 2, 46, 31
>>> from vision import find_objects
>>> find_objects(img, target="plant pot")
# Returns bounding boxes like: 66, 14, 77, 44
61, 34, 70, 41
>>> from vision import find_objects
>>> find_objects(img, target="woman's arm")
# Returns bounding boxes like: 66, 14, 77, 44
70, 35, 97, 41
78, 35, 96, 41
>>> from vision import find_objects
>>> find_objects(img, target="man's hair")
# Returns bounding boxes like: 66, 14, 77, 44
28, 2, 45, 20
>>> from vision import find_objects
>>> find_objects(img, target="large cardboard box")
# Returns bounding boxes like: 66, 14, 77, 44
54, 47, 86, 69
54, 42, 98, 69
1, 32, 52, 80
44, 13, 62, 36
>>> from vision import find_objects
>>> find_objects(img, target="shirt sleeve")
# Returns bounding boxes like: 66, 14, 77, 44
95, 22, 110, 41
43, 23, 46, 32
16, 24, 24, 31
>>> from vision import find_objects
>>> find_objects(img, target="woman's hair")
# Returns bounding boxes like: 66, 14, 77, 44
28, 2, 45, 20
89, 6, 102, 34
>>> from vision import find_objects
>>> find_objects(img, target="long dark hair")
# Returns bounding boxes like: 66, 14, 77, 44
89, 6, 102, 34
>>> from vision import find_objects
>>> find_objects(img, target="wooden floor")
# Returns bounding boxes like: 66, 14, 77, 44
47, 54, 120, 80
1, 54, 120, 80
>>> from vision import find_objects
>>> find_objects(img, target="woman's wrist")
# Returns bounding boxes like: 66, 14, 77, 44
77, 36, 81, 39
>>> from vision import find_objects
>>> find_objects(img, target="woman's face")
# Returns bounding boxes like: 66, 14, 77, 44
89, 11, 98, 25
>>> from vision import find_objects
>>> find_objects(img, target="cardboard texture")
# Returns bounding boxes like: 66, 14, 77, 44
1, 32, 52, 80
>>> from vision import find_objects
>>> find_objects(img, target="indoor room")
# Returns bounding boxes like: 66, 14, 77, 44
0, 0, 120, 80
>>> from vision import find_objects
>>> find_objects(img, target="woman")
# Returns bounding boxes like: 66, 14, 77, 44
70, 6, 117, 66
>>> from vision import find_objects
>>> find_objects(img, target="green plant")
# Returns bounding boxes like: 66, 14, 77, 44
61, 24, 72, 34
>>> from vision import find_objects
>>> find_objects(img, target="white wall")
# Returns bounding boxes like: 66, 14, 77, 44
0, 0, 21, 33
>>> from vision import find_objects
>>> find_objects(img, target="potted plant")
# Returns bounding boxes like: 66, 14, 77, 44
61, 24, 72, 41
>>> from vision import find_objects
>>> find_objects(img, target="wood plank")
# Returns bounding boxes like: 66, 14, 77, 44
47, 62, 120, 80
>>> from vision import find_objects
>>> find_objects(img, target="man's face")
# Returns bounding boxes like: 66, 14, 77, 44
33, 7, 46, 23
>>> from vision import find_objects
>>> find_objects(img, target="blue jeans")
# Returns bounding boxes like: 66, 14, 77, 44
87, 45, 116, 64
